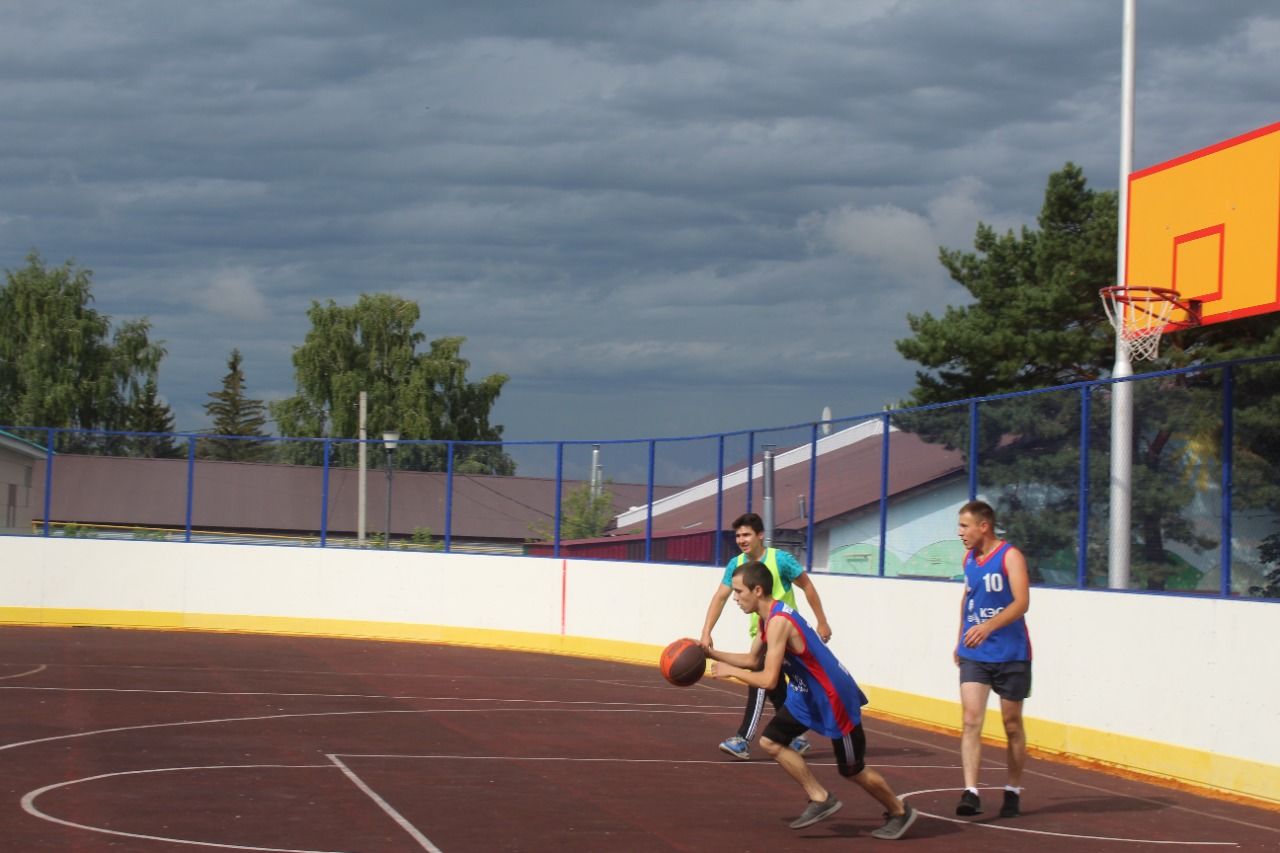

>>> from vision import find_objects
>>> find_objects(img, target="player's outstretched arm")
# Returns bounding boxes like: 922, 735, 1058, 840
699, 583, 732, 648
703, 634, 762, 670
709, 619, 788, 690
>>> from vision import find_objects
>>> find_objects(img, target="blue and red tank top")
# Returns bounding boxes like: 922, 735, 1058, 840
764, 600, 868, 738
958, 541, 1032, 663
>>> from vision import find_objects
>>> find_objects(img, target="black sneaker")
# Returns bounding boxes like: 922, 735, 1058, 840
1000, 790, 1020, 818
871, 802, 918, 840
956, 789, 982, 816
789, 796, 843, 829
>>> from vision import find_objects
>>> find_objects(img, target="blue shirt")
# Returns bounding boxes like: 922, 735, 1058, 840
764, 600, 868, 737
958, 541, 1032, 663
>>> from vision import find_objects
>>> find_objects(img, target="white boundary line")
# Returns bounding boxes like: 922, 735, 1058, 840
326, 755, 443, 852
20, 764, 345, 852
1, 697, 1265, 849
901, 787, 1238, 847
0, 664, 46, 680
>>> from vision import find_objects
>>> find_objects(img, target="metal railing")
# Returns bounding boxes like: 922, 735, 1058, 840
3, 354, 1278, 600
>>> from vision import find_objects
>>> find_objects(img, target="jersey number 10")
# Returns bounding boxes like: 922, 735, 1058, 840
983, 572, 1005, 593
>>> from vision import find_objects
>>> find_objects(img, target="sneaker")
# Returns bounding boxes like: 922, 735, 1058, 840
871, 802, 918, 840
790, 735, 812, 755
955, 789, 982, 816
1000, 790, 1021, 818
718, 735, 750, 760
789, 796, 843, 829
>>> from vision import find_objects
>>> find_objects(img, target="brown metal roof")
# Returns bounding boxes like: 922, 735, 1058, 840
626, 430, 964, 534
37, 455, 679, 542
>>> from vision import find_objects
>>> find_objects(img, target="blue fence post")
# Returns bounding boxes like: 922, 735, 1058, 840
445, 442, 455, 554
746, 431, 755, 513
806, 422, 818, 572
968, 400, 979, 500
1220, 366, 1234, 596
184, 435, 196, 543
715, 435, 725, 566
319, 439, 331, 547
878, 413, 890, 577
42, 427, 55, 537
1077, 387, 1091, 588
553, 442, 563, 559
644, 440, 656, 562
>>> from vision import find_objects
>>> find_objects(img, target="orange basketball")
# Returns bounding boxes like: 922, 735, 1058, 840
660, 638, 706, 687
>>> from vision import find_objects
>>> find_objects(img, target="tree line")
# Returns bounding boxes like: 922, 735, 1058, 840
0, 252, 512, 473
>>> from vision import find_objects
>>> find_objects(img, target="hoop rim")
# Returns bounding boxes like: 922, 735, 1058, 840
1099, 284, 1202, 329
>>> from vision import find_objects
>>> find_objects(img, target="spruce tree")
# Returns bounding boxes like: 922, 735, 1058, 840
202, 349, 270, 461
127, 378, 182, 458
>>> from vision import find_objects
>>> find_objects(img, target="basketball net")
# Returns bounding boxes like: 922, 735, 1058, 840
1099, 286, 1186, 361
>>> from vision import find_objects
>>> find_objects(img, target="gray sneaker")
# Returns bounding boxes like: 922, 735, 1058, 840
871, 802, 918, 840
789, 796, 843, 829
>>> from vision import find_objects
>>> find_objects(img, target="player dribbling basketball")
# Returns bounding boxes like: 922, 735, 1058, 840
703, 560, 917, 841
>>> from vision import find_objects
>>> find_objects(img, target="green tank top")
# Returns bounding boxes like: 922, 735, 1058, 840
734, 547, 798, 637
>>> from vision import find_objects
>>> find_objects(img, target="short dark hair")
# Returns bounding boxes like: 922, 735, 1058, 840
731, 512, 764, 533
732, 560, 773, 595
959, 500, 996, 527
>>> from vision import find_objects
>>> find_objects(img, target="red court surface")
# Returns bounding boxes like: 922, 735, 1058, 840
0, 625, 1275, 852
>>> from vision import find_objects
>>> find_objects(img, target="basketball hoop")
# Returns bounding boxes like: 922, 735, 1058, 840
1099, 286, 1199, 361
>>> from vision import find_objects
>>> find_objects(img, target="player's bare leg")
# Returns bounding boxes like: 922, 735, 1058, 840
1001, 697, 1026, 788
759, 736, 829, 803
850, 766, 905, 814
957, 680, 991, 815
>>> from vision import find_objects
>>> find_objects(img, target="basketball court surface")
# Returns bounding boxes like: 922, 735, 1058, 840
0, 626, 1274, 851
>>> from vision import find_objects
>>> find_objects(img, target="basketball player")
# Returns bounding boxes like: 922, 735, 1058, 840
954, 500, 1031, 818
699, 512, 832, 760
704, 560, 917, 841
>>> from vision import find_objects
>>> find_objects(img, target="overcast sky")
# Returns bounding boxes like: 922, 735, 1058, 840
4, 1, 1278, 451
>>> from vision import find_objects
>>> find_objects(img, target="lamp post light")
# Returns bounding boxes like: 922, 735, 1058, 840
382, 431, 400, 549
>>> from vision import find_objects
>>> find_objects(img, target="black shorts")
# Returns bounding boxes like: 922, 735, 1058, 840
762, 704, 867, 776
959, 658, 1032, 701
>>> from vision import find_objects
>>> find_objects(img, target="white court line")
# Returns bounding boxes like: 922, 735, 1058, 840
0, 664, 46, 680
21, 764, 346, 852
0, 684, 739, 708
901, 787, 1239, 847
326, 755, 443, 852
1, 699, 1266, 845
0, 704, 739, 755
866, 724, 1280, 835
0, 660, 672, 683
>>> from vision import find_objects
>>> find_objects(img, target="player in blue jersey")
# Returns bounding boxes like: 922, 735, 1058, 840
699, 512, 831, 760
954, 500, 1031, 819
704, 560, 917, 841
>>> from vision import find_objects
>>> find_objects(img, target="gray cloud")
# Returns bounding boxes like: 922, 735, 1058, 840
2, 0, 1277, 457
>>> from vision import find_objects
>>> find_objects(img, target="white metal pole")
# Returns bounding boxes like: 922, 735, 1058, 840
357, 391, 367, 546
590, 444, 602, 499
762, 446, 776, 549
1108, 0, 1136, 590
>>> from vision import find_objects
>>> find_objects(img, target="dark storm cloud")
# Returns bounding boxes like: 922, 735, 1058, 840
1, 1, 1278, 447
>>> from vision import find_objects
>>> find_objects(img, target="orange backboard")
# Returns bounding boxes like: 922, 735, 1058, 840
1126, 120, 1280, 327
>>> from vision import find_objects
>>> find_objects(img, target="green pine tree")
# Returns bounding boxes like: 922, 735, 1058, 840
892, 164, 1271, 590
128, 377, 182, 458
202, 349, 270, 461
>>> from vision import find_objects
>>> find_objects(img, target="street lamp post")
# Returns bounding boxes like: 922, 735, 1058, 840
382, 431, 400, 548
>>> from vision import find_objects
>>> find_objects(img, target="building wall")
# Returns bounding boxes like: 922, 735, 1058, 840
0, 451, 36, 534
0, 535, 1275, 804
824, 480, 969, 577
